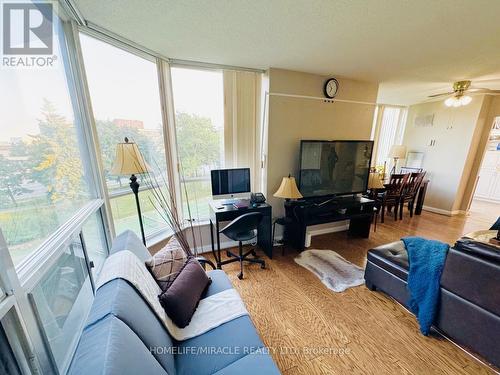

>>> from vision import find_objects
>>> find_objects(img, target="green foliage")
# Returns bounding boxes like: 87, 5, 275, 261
0, 155, 31, 205
29, 99, 88, 202
95, 119, 165, 179
175, 112, 222, 177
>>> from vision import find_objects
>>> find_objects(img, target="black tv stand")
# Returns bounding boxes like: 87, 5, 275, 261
284, 195, 375, 251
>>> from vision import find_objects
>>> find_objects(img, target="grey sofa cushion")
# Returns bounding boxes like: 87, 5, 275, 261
174, 315, 266, 375
69, 316, 167, 375
87, 279, 176, 375
111, 230, 151, 262
203, 270, 233, 298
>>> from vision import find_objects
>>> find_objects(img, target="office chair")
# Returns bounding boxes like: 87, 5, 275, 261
219, 212, 265, 279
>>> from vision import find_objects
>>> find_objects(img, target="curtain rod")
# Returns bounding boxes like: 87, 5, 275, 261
269, 92, 409, 108
170, 59, 266, 74
269, 92, 377, 106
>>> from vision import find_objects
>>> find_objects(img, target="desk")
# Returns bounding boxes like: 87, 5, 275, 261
209, 201, 272, 268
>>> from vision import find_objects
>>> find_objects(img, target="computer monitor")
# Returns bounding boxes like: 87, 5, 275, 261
211, 168, 251, 200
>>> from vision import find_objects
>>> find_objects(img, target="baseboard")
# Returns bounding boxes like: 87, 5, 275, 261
305, 221, 350, 247
422, 206, 466, 216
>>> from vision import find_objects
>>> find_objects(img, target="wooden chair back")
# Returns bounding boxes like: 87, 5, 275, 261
386, 173, 410, 196
404, 172, 426, 197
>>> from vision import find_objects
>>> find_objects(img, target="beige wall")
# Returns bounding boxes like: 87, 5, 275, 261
266, 68, 379, 217
402, 95, 488, 213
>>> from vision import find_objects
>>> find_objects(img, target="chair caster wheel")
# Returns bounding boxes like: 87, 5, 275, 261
237, 272, 243, 280
226, 251, 232, 257
251, 250, 258, 257
261, 263, 266, 269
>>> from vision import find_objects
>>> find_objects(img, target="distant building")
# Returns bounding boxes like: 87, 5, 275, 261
112, 119, 144, 129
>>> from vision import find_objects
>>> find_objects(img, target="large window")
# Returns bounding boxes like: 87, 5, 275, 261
0, 9, 92, 266
79, 34, 170, 239
373, 106, 408, 169
171, 67, 224, 220
0, 3, 110, 374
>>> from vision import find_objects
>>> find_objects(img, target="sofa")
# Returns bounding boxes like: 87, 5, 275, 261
364, 237, 500, 368
69, 230, 281, 375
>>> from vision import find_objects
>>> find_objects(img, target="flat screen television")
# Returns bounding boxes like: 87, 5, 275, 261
298, 140, 373, 198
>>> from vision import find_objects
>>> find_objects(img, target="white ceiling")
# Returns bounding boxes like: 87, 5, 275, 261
74, 0, 500, 105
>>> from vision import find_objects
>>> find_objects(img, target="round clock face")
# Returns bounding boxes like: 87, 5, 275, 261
323, 78, 339, 99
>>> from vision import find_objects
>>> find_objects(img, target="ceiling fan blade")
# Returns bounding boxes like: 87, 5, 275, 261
467, 88, 489, 92
428, 91, 453, 98
467, 88, 500, 95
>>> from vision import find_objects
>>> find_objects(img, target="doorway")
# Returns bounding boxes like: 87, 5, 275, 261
471, 116, 500, 224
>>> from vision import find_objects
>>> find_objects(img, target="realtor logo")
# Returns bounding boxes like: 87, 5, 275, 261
3, 2, 53, 55
1, 1, 57, 68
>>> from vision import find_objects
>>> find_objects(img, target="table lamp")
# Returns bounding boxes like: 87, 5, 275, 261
368, 172, 384, 190
367, 171, 384, 199
388, 145, 407, 175
273, 175, 303, 201
111, 137, 150, 245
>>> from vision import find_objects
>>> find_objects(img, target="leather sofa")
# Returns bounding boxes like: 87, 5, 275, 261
69, 231, 280, 375
364, 238, 500, 368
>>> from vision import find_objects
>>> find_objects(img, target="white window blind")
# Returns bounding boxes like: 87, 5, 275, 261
373, 106, 408, 168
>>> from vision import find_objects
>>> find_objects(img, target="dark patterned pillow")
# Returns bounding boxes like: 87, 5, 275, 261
158, 257, 211, 328
146, 236, 187, 291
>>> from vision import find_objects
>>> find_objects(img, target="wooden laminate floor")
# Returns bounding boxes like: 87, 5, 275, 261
211, 209, 499, 374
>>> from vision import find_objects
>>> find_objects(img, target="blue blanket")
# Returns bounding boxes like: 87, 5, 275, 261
402, 237, 449, 335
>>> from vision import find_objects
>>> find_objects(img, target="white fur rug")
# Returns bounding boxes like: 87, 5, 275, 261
294, 249, 365, 292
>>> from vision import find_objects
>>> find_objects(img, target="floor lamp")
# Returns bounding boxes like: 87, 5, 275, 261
111, 137, 150, 245
388, 145, 407, 176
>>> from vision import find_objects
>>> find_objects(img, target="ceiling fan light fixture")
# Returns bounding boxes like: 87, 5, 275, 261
445, 97, 456, 107
460, 95, 472, 105
444, 95, 472, 107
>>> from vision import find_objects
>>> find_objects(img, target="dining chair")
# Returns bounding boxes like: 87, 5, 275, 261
377, 173, 410, 223
399, 171, 426, 219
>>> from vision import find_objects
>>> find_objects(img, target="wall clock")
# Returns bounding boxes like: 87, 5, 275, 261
323, 78, 339, 99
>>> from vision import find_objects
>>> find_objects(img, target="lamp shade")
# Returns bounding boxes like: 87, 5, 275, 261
368, 172, 384, 189
273, 176, 303, 199
111, 139, 150, 175
388, 145, 407, 159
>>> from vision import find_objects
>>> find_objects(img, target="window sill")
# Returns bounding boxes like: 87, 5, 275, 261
145, 219, 210, 248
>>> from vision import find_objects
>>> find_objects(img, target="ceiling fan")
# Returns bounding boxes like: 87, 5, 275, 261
429, 80, 500, 107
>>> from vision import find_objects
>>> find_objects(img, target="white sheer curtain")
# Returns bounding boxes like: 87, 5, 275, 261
372, 105, 408, 169
223, 70, 263, 191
